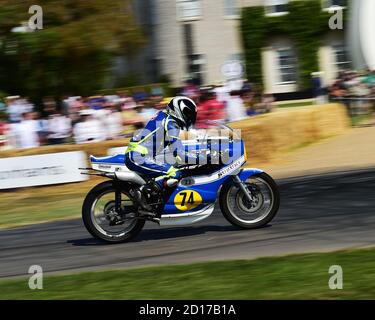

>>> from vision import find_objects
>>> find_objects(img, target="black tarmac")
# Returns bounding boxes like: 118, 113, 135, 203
1, 169, 375, 279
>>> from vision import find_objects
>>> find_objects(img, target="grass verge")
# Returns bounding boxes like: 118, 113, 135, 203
0, 179, 100, 228
276, 101, 314, 108
351, 114, 373, 127
1, 248, 375, 299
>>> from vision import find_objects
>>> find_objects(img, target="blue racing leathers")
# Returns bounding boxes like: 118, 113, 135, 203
125, 110, 200, 181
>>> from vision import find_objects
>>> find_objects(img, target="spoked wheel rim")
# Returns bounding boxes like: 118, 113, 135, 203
90, 190, 138, 238
226, 176, 274, 225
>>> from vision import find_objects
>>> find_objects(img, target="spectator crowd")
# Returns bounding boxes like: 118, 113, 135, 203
0, 80, 274, 150
329, 69, 375, 119
329, 69, 375, 99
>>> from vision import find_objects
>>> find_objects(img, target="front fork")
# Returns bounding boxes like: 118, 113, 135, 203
232, 175, 254, 202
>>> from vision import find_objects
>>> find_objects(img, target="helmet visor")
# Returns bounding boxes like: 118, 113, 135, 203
183, 107, 197, 129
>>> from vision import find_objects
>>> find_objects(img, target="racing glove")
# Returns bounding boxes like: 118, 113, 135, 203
167, 166, 181, 179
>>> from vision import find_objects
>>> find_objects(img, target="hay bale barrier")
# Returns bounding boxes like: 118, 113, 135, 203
230, 103, 350, 164
0, 103, 350, 170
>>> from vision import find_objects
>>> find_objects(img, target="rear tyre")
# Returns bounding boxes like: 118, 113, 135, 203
220, 172, 280, 229
82, 181, 145, 243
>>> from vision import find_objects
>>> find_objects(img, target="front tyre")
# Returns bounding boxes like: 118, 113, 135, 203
82, 181, 145, 243
220, 172, 280, 229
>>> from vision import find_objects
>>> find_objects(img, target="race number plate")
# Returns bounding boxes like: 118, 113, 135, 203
174, 190, 202, 211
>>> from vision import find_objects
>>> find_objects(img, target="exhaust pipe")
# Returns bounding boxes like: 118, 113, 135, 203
80, 168, 146, 186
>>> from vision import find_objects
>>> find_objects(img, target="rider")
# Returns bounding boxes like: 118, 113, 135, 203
124, 96, 200, 216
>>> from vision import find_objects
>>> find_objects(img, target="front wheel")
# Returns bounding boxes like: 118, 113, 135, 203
219, 172, 280, 229
82, 181, 145, 243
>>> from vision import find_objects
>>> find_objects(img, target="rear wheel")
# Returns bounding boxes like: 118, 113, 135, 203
82, 181, 145, 243
220, 172, 280, 229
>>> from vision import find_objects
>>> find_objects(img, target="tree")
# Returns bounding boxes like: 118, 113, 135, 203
0, 0, 144, 102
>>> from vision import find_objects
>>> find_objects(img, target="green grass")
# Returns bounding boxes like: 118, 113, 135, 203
0, 180, 99, 228
277, 101, 314, 108
351, 114, 373, 127
1, 248, 375, 299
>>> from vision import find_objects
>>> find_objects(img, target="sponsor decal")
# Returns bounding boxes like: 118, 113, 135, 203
217, 156, 245, 178
98, 164, 111, 169
0, 166, 65, 179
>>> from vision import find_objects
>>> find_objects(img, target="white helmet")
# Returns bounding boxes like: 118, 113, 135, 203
167, 96, 197, 130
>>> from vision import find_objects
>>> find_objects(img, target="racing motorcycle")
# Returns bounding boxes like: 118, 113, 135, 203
80, 123, 280, 243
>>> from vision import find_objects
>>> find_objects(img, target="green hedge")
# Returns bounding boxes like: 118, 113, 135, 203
240, 0, 347, 90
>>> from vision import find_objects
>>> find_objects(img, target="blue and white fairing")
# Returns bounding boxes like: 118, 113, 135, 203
89, 139, 263, 226
159, 139, 263, 226
90, 154, 128, 173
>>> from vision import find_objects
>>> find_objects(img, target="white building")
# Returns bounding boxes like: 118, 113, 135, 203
133, 0, 351, 94
153, 0, 256, 86
260, 0, 350, 94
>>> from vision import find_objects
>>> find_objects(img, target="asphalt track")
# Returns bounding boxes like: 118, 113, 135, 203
1, 169, 375, 279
